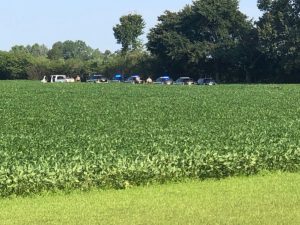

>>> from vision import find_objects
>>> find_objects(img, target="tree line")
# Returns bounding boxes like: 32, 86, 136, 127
0, 0, 299, 83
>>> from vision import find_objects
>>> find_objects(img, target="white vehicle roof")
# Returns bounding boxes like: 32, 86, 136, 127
51, 75, 67, 77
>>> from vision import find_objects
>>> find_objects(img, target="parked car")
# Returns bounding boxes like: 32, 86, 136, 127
111, 74, 124, 82
87, 74, 108, 83
125, 75, 143, 84
154, 76, 173, 85
50, 75, 74, 83
197, 78, 217, 85
175, 77, 194, 85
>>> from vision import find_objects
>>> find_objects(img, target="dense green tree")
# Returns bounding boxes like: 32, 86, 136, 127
256, 0, 300, 82
26, 57, 51, 80
105, 50, 153, 77
10, 44, 49, 58
113, 14, 145, 53
47, 42, 64, 60
10, 45, 30, 55
48, 40, 93, 60
2, 40, 154, 80
147, 0, 253, 81
48, 59, 67, 75
0, 51, 11, 79
0, 51, 32, 80
64, 59, 86, 76
28, 44, 49, 57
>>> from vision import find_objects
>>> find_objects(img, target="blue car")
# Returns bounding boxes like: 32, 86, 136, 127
111, 74, 124, 82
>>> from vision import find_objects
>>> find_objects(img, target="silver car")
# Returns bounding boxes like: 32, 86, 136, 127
87, 74, 108, 83
154, 76, 173, 85
175, 77, 194, 85
124, 75, 143, 84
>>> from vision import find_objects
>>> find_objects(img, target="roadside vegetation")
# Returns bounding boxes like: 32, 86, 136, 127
0, 81, 299, 197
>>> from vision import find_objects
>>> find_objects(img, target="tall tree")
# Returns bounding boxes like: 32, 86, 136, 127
147, 0, 253, 81
256, 0, 300, 82
48, 40, 93, 60
26, 57, 51, 80
10, 45, 30, 55
47, 42, 64, 60
113, 14, 145, 53
0, 51, 32, 80
28, 44, 49, 57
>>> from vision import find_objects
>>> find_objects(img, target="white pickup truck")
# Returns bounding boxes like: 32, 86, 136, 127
50, 75, 75, 83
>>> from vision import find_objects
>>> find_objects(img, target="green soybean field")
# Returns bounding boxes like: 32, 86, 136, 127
0, 81, 299, 197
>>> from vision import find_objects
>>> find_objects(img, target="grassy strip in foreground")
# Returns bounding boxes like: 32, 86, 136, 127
0, 172, 299, 225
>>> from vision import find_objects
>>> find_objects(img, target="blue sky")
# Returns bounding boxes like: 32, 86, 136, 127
0, 0, 261, 52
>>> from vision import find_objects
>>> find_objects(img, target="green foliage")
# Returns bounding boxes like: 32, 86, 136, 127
113, 14, 145, 53
10, 45, 30, 55
101, 50, 155, 77
1, 45, 153, 80
10, 44, 49, 57
47, 40, 94, 60
0, 51, 32, 80
26, 57, 51, 80
256, 0, 300, 82
147, 0, 253, 81
29, 44, 49, 57
0, 82, 299, 197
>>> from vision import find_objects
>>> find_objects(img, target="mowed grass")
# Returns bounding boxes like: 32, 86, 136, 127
0, 172, 299, 225
0, 81, 299, 196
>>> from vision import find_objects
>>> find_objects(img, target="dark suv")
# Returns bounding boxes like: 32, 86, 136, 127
197, 78, 216, 85
175, 77, 194, 85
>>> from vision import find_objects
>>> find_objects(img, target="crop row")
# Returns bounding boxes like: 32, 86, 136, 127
1, 147, 299, 196
0, 82, 299, 196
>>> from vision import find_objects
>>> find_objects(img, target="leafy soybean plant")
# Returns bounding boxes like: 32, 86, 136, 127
0, 81, 299, 197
